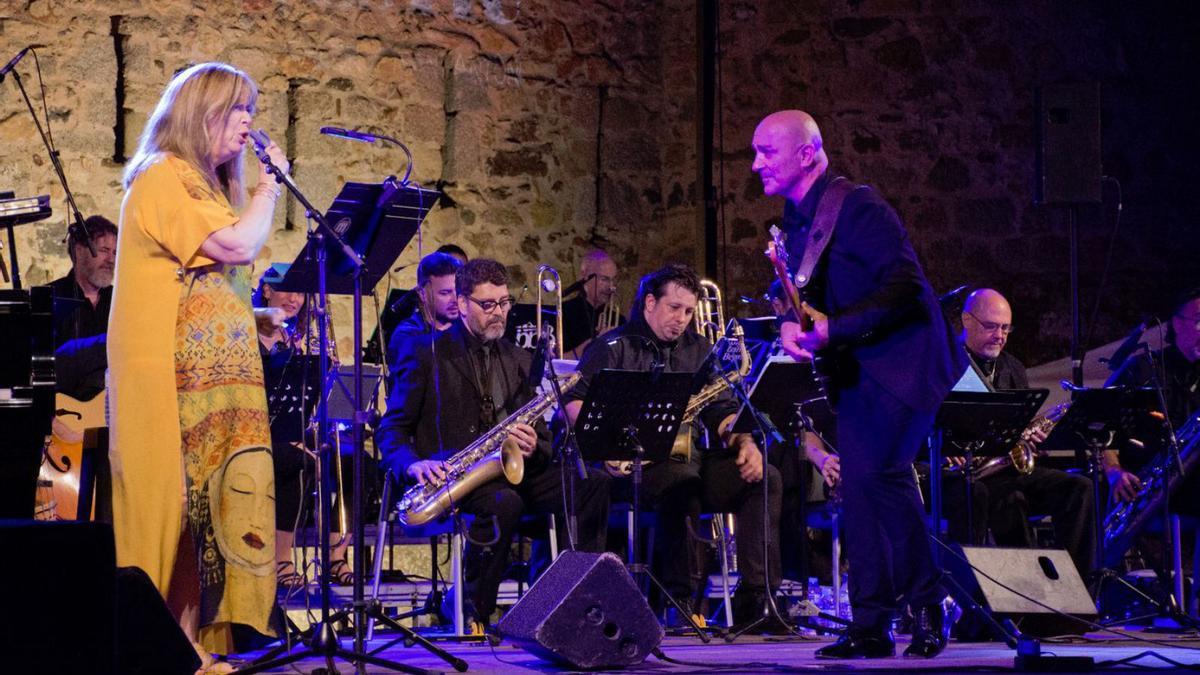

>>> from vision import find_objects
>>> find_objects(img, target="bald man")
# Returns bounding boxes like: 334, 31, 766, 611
561, 249, 625, 357
959, 289, 1095, 576
759, 110, 968, 659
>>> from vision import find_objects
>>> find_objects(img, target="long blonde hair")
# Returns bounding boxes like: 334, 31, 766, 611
124, 62, 258, 209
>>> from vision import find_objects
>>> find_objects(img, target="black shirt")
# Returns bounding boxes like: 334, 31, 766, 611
967, 348, 1029, 390
561, 294, 626, 354
48, 272, 111, 399
566, 315, 738, 446
48, 272, 112, 347
1112, 345, 1200, 515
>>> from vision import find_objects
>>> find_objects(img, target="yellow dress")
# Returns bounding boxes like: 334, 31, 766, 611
109, 154, 276, 651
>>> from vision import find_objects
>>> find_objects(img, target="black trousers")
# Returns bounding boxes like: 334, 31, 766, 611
983, 466, 1096, 574
458, 461, 611, 620
838, 374, 942, 630
612, 452, 782, 602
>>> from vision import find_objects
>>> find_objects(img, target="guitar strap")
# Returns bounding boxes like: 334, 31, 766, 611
794, 176, 856, 289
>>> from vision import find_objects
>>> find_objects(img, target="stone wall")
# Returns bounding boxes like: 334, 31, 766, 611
708, 1, 1200, 365
0, 0, 700, 357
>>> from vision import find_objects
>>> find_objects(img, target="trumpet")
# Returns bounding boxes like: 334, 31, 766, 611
694, 278, 726, 342
595, 298, 621, 337
536, 265, 565, 360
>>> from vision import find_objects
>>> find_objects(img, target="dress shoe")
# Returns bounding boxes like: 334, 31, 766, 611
730, 589, 793, 635
815, 626, 896, 659
903, 596, 960, 658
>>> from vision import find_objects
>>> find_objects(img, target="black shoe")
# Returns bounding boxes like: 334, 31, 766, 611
903, 596, 959, 658
815, 626, 896, 659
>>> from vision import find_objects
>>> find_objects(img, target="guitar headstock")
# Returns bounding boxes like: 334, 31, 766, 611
766, 224, 789, 266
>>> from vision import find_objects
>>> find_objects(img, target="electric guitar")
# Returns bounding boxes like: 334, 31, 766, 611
765, 225, 835, 408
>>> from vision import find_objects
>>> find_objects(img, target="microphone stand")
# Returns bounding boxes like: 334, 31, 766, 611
7, 62, 94, 291
538, 328, 586, 550
715, 358, 798, 642
237, 140, 457, 675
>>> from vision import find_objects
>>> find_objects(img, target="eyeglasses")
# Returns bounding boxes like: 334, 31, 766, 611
965, 311, 1013, 335
466, 295, 514, 314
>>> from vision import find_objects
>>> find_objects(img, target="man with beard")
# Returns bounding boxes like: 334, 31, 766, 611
50, 215, 118, 400
955, 288, 1094, 575
377, 258, 611, 631
564, 264, 783, 630
1104, 289, 1200, 559
385, 251, 462, 371
757, 110, 967, 658
561, 248, 625, 358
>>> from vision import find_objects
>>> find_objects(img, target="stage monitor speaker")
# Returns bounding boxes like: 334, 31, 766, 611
0, 521, 199, 675
946, 546, 1097, 637
498, 551, 663, 669
1035, 82, 1102, 204
1, 520, 117, 674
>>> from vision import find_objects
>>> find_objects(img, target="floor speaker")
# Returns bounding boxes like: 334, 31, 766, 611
498, 551, 663, 668
0, 521, 200, 674
946, 546, 1097, 637
1035, 82, 1102, 204
1, 520, 117, 674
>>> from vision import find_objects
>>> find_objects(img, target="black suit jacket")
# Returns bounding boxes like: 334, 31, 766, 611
376, 320, 549, 479
784, 170, 967, 412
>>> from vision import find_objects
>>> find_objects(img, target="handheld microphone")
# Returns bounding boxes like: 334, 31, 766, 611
0, 45, 45, 82
560, 273, 597, 298
320, 126, 378, 143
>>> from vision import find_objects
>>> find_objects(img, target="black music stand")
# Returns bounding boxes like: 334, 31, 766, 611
1041, 386, 1181, 624
929, 390, 1047, 559
574, 369, 711, 640
238, 175, 458, 674
929, 389, 1047, 647
732, 356, 831, 438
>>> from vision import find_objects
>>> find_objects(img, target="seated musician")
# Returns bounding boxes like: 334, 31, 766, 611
955, 288, 1094, 573
376, 258, 611, 631
387, 251, 461, 356
50, 215, 117, 400
563, 264, 784, 630
561, 248, 625, 359
253, 275, 359, 588
1104, 288, 1200, 563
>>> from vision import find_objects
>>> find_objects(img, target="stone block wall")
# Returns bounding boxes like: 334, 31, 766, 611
705, 1, 1200, 364
0, 0, 702, 358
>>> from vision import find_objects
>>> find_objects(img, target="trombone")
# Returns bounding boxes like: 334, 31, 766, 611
695, 279, 726, 342
535, 265, 565, 360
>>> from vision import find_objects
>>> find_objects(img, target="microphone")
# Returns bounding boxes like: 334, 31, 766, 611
0, 45, 44, 82
1105, 320, 1149, 372
939, 285, 970, 305
560, 273, 597, 298
320, 126, 378, 143
247, 128, 271, 151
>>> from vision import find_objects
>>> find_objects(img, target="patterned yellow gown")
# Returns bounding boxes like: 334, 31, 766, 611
109, 154, 276, 652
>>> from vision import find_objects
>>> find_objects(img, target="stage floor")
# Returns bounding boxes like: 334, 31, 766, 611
233, 629, 1200, 673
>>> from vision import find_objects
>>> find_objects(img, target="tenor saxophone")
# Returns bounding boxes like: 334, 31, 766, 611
397, 372, 581, 526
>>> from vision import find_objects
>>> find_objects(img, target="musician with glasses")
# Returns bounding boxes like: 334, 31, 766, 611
376, 258, 610, 631
954, 288, 1095, 575
561, 248, 625, 359
1103, 288, 1200, 552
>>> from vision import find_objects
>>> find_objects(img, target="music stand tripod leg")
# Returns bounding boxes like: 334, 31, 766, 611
626, 440, 712, 643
